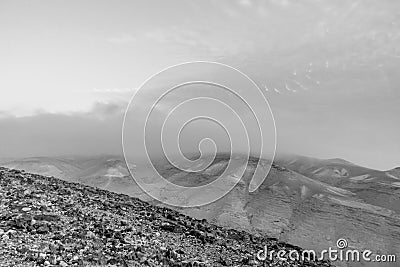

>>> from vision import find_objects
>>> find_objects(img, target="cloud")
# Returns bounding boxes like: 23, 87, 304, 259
107, 33, 136, 44
268, 0, 291, 7
0, 101, 129, 158
92, 88, 136, 94
89, 101, 127, 119
0, 111, 14, 119
145, 26, 216, 53
238, 0, 252, 7
145, 26, 254, 58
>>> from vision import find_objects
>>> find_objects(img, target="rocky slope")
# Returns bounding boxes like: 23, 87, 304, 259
0, 167, 332, 267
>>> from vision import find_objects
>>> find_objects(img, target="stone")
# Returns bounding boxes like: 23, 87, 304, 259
37, 225, 50, 234
39, 253, 47, 259
59, 260, 68, 267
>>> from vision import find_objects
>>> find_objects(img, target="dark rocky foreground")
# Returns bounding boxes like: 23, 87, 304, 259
0, 167, 332, 267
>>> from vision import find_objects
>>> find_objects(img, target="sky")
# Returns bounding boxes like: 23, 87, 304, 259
0, 0, 399, 170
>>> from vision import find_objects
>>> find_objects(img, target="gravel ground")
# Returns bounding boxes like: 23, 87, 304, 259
0, 167, 333, 267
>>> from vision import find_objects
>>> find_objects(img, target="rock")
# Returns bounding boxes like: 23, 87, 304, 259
16, 245, 29, 254
39, 253, 47, 259
86, 230, 96, 239
36, 225, 50, 234
23, 189, 31, 195
160, 222, 175, 232
21, 207, 31, 212
107, 258, 118, 264
59, 260, 68, 267
34, 214, 59, 221
6, 229, 16, 236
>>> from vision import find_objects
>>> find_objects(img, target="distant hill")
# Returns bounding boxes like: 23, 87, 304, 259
274, 154, 400, 213
388, 167, 400, 179
0, 155, 151, 202
0, 157, 81, 181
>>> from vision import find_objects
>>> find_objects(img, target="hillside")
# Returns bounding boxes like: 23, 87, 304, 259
274, 154, 400, 213
388, 167, 400, 180
152, 155, 400, 267
0, 157, 81, 182
0, 167, 332, 267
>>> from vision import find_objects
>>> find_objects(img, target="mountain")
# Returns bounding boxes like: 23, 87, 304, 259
152, 154, 400, 267
388, 167, 400, 179
73, 156, 151, 201
0, 167, 332, 267
0, 157, 81, 181
73, 156, 130, 187
2, 154, 399, 267
274, 154, 398, 185
0, 155, 152, 203
274, 154, 400, 213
